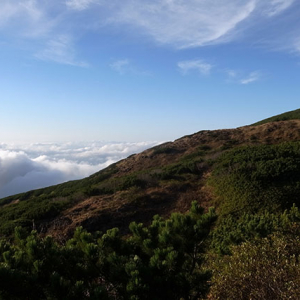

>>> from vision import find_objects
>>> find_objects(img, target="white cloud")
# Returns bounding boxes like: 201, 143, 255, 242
0, 0, 56, 38
0, 1, 298, 65
0, 1, 83, 66
110, 59, 150, 76
35, 35, 88, 67
20, 0, 44, 22
226, 69, 238, 78
240, 71, 261, 84
111, 0, 257, 48
178, 60, 212, 75
224, 69, 263, 84
264, 0, 295, 17
110, 59, 130, 74
293, 37, 300, 54
107, 0, 297, 49
0, 141, 161, 198
66, 0, 98, 11
0, 1, 39, 28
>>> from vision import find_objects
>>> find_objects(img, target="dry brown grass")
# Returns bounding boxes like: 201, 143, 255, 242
40, 120, 300, 239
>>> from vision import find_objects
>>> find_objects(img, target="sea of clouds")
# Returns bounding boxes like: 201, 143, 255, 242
0, 141, 161, 198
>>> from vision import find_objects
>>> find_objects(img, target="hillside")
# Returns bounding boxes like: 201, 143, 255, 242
1, 118, 300, 240
252, 108, 300, 125
2, 112, 300, 299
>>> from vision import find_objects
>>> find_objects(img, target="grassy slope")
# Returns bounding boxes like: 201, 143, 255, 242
252, 108, 300, 125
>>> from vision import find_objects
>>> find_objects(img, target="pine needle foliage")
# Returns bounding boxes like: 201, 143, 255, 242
0, 202, 216, 300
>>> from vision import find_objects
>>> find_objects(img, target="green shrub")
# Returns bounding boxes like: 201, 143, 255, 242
211, 204, 300, 254
210, 229, 300, 299
210, 142, 300, 217
152, 146, 182, 155
0, 202, 216, 299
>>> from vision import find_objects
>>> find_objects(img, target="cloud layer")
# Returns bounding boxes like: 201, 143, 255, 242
0, 141, 160, 198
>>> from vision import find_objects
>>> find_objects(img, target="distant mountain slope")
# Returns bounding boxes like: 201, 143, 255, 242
2, 118, 300, 240
252, 108, 300, 125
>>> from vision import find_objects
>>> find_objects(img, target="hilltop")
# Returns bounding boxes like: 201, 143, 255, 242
252, 107, 300, 126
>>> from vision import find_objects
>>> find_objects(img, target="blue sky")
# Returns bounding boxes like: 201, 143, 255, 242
1, 0, 300, 143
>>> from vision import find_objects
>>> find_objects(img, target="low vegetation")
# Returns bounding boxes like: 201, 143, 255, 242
0, 202, 216, 299
210, 228, 300, 299
210, 142, 300, 218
